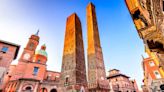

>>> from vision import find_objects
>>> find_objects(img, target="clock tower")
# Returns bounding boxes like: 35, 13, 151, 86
10, 31, 40, 80
20, 30, 40, 61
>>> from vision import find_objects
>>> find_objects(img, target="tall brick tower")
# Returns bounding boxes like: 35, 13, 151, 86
59, 13, 88, 92
87, 3, 109, 91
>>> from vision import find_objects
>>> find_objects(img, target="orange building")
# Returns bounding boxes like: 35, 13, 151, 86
0, 40, 20, 91
4, 31, 60, 92
142, 57, 164, 91
142, 57, 163, 80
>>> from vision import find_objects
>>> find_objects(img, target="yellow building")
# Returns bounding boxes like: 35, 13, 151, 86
145, 45, 164, 78
125, 0, 164, 70
125, 0, 164, 91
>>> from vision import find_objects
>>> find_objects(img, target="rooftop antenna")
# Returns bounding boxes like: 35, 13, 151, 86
141, 54, 144, 60
35, 29, 39, 36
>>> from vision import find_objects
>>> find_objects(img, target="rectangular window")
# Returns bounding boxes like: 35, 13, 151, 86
64, 77, 69, 86
0, 55, 2, 60
163, 1, 164, 11
37, 60, 40, 63
33, 67, 39, 76
149, 61, 155, 67
154, 70, 161, 79
47, 74, 51, 80
1, 46, 8, 53
0, 78, 1, 84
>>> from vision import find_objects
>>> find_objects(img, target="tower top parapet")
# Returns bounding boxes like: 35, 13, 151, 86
87, 2, 95, 8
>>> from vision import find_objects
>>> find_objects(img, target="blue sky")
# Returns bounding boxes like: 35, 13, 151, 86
0, 0, 147, 89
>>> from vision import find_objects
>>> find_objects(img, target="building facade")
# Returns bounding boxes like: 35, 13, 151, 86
142, 57, 164, 92
107, 69, 139, 92
125, 0, 164, 91
125, 0, 164, 77
0, 40, 20, 91
87, 3, 109, 92
4, 32, 60, 92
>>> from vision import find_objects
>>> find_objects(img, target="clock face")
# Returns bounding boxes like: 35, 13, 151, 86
23, 53, 30, 60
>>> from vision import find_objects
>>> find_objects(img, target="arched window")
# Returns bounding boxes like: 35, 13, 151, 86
23, 84, 33, 92
64, 77, 69, 86
160, 84, 164, 90
24, 86, 32, 92
25, 86, 32, 90
66, 77, 68, 83
50, 89, 57, 92
80, 86, 85, 92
